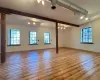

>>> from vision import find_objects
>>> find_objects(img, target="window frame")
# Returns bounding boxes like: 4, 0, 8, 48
80, 27, 93, 44
44, 32, 51, 44
8, 29, 21, 46
29, 31, 38, 45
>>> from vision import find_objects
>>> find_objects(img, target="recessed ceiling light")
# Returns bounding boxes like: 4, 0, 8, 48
28, 22, 30, 24
64, 27, 66, 29
37, 0, 41, 3
80, 16, 84, 19
33, 22, 36, 25
85, 17, 89, 20
58, 27, 60, 29
42, 0, 45, 5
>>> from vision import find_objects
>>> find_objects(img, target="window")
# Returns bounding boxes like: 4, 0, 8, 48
29, 31, 37, 45
44, 32, 50, 44
8, 29, 20, 45
81, 27, 93, 43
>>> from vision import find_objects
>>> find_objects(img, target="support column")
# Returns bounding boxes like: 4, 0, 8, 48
55, 22, 58, 53
1, 13, 6, 63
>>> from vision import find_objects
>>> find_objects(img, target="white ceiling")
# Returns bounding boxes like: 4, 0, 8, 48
69, 0, 100, 15
0, 0, 100, 25
5, 14, 71, 28
6, 14, 56, 28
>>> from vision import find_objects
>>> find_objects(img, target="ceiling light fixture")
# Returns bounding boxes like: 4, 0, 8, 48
33, 22, 36, 25
42, 0, 45, 5
37, 0, 41, 3
37, 0, 45, 5
85, 17, 89, 20
28, 22, 30, 24
80, 16, 84, 19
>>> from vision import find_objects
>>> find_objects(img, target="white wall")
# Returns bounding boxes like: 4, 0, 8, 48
3, 17, 100, 53
5, 24, 64, 52
64, 18, 100, 52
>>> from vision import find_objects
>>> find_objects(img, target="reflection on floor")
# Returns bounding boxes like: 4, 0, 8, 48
0, 48, 100, 80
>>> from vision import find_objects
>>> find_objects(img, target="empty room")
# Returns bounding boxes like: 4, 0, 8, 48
0, 0, 100, 80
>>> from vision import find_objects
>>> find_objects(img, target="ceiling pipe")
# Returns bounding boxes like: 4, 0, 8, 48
50, 0, 88, 16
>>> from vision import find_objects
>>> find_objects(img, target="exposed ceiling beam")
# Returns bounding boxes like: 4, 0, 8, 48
0, 6, 79, 27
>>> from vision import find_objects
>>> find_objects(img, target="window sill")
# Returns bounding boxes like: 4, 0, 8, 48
80, 42, 94, 44
44, 43, 51, 45
29, 44, 38, 45
7, 44, 21, 46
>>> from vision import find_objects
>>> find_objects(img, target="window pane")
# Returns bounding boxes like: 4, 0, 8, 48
81, 27, 92, 43
8, 29, 20, 45
29, 31, 37, 44
44, 32, 50, 44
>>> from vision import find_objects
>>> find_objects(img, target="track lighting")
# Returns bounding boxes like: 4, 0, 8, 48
58, 23, 68, 30
28, 22, 36, 25
80, 15, 89, 21
42, 0, 45, 5
37, 0, 41, 3
37, 0, 45, 5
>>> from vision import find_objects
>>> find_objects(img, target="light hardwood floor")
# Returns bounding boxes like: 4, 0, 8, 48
0, 48, 100, 80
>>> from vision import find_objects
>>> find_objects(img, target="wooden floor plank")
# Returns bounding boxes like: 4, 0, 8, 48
0, 48, 100, 80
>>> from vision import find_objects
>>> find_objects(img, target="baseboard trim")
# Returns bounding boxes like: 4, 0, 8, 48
7, 47, 65, 53
65, 47, 100, 53
6, 47, 99, 54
